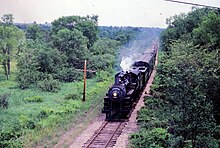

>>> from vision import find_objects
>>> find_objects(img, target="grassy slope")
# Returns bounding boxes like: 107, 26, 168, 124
0, 62, 112, 147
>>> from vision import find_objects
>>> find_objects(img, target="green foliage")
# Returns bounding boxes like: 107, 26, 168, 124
0, 93, 9, 109
57, 67, 83, 82
0, 118, 23, 148
0, 20, 25, 80
18, 115, 36, 129
37, 75, 60, 92
115, 34, 128, 44
130, 94, 171, 147
87, 38, 120, 77
160, 8, 211, 52
63, 93, 80, 100
38, 107, 55, 119
75, 19, 98, 48
96, 70, 112, 82
89, 54, 115, 71
131, 128, 170, 148
0, 128, 23, 148
192, 11, 220, 49
0, 74, 111, 147
17, 47, 68, 88
133, 8, 220, 148
16, 49, 39, 88
1, 14, 14, 25
157, 42, 219, 147
51, 15, 98, 48
98, 26, 139, 44
26, 23, 43, 41
17, 15, 102, 87
90, 38, 119, 55
24, 96, 43, 103
52, 28, 89, 68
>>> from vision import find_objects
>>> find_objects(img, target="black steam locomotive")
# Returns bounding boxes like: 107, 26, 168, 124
102, 46, 157, 120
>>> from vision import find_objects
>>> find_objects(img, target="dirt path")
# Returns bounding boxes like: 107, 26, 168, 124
54, 104, 103, 148
69, 114, 105, 148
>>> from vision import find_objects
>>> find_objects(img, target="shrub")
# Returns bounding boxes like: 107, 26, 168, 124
57, 68, 83, 82
0, 93, 9, 109
64, 93, 80, 100
130, 128, 170, 148
24, 96, 43, 103
18, 115, 36, 129
38, 107, 55, 119
37, 75, 60, 92
96, 70, 111, 82
0, 120, 23, 148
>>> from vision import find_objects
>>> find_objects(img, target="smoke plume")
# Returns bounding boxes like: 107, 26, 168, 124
120, 56, 134, 71
118, 27, 162, 71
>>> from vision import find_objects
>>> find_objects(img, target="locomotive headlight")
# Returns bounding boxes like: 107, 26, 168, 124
113, 92, 117, 97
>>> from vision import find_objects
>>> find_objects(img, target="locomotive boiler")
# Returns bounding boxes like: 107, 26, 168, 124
102, 47, 157, 120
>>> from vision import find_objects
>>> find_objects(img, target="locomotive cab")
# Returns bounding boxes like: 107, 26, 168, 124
115, 71, 130, 86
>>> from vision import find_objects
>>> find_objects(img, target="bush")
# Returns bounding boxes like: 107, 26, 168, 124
38, 107, 55, 119
96, 70, 111, 82
130, 128, 170, 148
0, 120, 23, 148
19, 115, 36, 129
56, 68, 83, 82
16, 50, 41, 89
24, 96, 43, 103
64, 93, 80, 100
37, 75, 60, 92
0, 93, 9, 109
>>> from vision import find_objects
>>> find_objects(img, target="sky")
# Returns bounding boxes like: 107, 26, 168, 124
0, 0, 220, 28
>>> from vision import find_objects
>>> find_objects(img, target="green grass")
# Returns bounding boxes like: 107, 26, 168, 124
0, 64, 112, 147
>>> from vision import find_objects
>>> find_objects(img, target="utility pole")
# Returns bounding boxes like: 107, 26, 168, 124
79, 60, 96, 102
83, 60, 87, 102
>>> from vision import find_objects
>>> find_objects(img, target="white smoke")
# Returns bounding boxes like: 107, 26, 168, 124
120, 56, 134, 71
117, 27, 162, 71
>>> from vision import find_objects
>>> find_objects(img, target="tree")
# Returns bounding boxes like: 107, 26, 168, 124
192, 11, 220, 49
0, 25, 25, 80
51, 15, 98, 49
26, 23, 43, 41
52, 28, 89, 68
160, 8, 211, 52
75, 20, 98, 48
1, 14, 14, 26
17, 47, 66, 89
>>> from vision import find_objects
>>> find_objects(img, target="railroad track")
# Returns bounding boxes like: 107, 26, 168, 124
83, 121, 126, 148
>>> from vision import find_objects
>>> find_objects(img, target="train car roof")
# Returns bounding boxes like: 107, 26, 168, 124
134, 48, 156, 64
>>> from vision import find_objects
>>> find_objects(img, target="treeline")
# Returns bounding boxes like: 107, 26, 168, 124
0, 14, 141, 92
99, 26, 162, 47
131, 8, 220, 147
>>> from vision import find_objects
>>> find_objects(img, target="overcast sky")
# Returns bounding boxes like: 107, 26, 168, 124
0, 0, 220, 28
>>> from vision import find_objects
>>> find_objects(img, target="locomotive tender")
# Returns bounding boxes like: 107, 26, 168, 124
102, 46, 157, 120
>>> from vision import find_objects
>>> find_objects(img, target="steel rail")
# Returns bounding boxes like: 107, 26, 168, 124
85, 121, 108, 148
104, 122, 123, 148
85, 121, 123, 148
